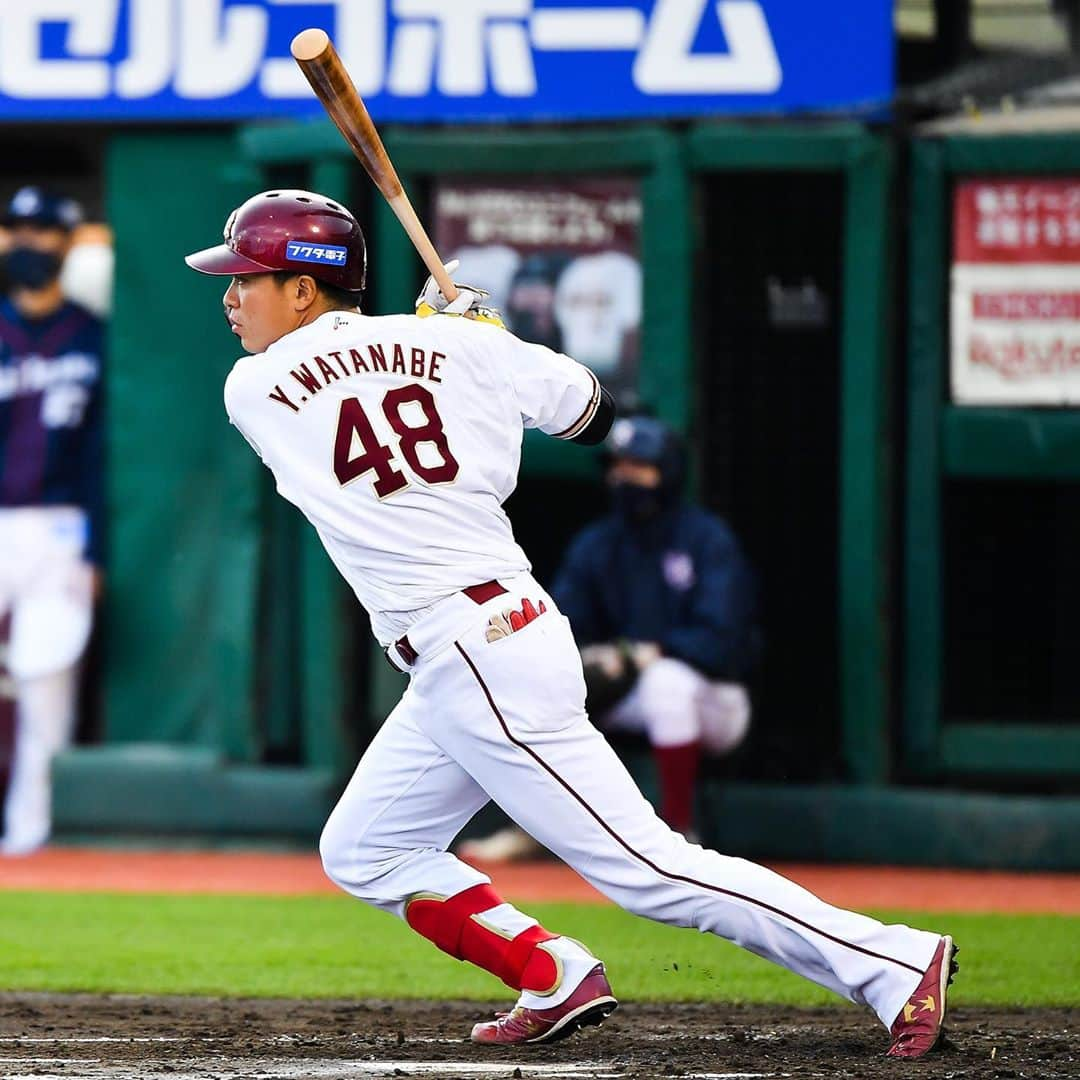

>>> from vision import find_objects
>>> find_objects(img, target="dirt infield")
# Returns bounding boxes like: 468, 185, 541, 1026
0, 992, 1074, 1079
3, 847, 1079, 912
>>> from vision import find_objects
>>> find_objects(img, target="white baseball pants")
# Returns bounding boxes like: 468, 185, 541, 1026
606, 656, 751, 753
320, 574, 939, 1028
0, 507, 93, 856
1, 666, 79, 855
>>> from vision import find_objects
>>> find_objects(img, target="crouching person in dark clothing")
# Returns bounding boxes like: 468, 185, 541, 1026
462, 416, 759, 860
556, 416, 760, 839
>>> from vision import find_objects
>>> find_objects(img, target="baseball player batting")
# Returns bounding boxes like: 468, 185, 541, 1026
186, 191, 957, 1055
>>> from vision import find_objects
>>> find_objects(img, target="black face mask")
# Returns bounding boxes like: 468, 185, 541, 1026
611, 481, 664, 525
4, 247, 63, 290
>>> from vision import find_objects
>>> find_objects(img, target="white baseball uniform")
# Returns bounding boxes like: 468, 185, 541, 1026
224, 309, 938, 1028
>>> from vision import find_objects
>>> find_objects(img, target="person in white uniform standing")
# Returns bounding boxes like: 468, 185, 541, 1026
0, 187, 103, 856
186, 190, 957, 1057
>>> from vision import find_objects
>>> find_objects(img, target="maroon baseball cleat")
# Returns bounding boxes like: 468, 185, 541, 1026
471, 963, 618, 1046
886, 935, 959, 1058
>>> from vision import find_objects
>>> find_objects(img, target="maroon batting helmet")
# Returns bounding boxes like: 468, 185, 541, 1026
185, 189, 366, 292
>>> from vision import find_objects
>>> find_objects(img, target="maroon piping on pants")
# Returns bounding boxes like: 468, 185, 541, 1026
453, 642, 923, 978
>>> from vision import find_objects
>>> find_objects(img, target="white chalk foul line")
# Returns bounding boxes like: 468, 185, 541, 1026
0, 1060, 787, 1080
0, 1058, 101, 1065
0, 1030, 781, 1045
0, 1035, 200, 1043
0, 1032, 794, 1079
0, 1064, 620, 1080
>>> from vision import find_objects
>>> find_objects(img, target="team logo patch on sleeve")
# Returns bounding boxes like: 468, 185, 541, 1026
285, 241, 348, 265
662, 551, 696, 591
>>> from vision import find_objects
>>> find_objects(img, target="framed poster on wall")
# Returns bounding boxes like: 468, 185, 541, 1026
433, 177, 643, 407
951, 178, 1080, 405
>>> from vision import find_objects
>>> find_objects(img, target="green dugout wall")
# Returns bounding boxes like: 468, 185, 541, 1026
63, 122, 903, 836
54, 133, 342, 838
238, 120, 895, 783
54, 120, 1080, 864
105, 134, 260, 757
906, 134, 1080, 780
239, 123, 695, 723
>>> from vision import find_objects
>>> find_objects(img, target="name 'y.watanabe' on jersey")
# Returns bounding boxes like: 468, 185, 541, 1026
224, 309, 600, 643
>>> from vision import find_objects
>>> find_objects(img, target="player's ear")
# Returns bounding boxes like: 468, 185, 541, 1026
293, 273, 320, 312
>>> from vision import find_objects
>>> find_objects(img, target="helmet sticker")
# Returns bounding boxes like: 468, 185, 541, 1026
286, 241, 348, 265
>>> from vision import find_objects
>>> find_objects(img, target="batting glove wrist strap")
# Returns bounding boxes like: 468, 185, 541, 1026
415, 259, 505, 327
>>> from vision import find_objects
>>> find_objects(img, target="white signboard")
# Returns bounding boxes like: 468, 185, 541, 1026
951, 179, 1080, 405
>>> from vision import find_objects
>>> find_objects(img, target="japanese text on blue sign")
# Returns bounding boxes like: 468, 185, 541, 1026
0, 1, 893, 122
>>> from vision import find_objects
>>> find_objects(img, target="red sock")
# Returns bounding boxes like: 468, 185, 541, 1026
405, 883, 559, 992
654, 741, 700, 833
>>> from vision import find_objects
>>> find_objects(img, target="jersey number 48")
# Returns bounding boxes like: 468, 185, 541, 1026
333, 384, 459, 497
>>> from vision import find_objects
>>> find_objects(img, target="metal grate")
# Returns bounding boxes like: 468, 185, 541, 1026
943, 477, 1080, 724
696, 172, 845, 781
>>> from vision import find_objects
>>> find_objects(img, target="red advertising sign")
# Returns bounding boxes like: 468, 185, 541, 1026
954, 180, 1080, 263
951, 179, 1080, 404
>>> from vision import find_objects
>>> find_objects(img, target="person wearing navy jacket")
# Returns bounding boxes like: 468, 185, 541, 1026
554, 415, 759, 838
0, 187, 104, 856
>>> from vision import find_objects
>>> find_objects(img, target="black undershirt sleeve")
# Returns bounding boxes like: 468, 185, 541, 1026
569, 385, 616, 446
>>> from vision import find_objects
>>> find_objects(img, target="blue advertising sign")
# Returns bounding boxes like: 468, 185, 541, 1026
0, 1, 893, 123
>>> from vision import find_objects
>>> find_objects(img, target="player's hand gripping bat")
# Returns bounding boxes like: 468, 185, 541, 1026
290, 28, 458, 305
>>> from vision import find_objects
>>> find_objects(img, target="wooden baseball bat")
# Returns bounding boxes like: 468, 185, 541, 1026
290, 28, 458, 303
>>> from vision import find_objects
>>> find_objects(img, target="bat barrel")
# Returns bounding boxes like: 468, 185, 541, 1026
290, 27, 458, 302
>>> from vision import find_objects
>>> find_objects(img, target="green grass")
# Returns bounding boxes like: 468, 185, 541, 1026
0, 891, 1075, 1007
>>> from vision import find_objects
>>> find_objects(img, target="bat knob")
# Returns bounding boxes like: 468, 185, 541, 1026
291, 27, 330, 62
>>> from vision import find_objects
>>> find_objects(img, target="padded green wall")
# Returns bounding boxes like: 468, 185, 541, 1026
104, 133, 262, 759
906, 134, 1080, 780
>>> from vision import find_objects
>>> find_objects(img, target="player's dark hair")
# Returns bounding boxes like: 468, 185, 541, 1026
271, 270, 361, 312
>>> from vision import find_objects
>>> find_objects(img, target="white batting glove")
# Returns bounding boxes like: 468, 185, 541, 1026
415, 260, 505, 327
627, 641, 662, 671
580, 642, 627, 680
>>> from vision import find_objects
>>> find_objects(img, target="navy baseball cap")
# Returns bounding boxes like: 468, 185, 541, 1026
605, 415, 676, 464
603, 415, 687, 491
3, 186, 84, 231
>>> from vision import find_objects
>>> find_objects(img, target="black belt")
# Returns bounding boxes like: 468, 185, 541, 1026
388, 580, 508, 670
